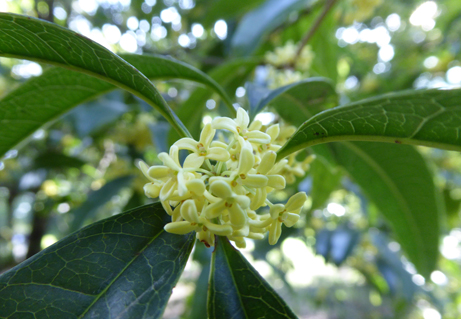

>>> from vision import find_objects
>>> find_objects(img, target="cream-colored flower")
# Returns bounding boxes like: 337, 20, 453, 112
139, 107, 309, 248
174, 123, 230, 166
212, 108, 271, 146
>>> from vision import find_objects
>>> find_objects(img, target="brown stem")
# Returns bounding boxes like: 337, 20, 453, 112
294, 0, 338, 61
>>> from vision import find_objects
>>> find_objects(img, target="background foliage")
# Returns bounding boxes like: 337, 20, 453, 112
1, 0, 461, 318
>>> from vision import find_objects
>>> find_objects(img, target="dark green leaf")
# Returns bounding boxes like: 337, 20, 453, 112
0, 52, 232, 157
208, 237, 297, 319
331, 142, 441, 277
0, 54, 230, 160
308, 157, 342, 212
69, 175, 134, 232
278, 89, 461, 160
65, 92, 128, 137
250, 77, 337, 123
33, 151, 85, 169
0, 13, 189, 138
0, 202, 195, 318
231, 0, 315, 56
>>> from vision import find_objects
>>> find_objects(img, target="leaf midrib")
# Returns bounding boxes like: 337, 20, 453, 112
78, 218, 165, 318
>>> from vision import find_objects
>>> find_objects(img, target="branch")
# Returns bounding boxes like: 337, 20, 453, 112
294, 0, 338, 61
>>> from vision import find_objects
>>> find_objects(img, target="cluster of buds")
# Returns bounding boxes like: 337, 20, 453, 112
139, 108, 310, 248
264, 41, 315, 89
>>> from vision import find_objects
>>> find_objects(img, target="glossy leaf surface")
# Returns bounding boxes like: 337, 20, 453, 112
0, 203, 195, 319
0, 52, 230, 157
208, 237, 297, 319
278, 89, 461, 160
331, 142, 440, 277
0, 13, 189, 138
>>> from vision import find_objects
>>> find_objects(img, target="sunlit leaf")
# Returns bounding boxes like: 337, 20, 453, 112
0, 203, 195, 319
278, 89, 461, 160
0, 51, 231, 157
0, 13, 189, 139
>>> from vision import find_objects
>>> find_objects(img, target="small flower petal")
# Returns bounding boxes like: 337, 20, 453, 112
148, 166, 170, 179
180, 199, 200, 223
174, 138, 198, 152
236, 107, 250, 129
267, 175, 286, 189
210, 180, 234, 199
285, 192, 307, 211
207, 147, 230, 162
268, 221, 282, 245
184, 153, 205, 169
212, 117, 238, 134
199, 123, 215, 147
164, 221, 198, 234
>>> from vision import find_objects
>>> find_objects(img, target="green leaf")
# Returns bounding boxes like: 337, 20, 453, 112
0, 53, 231, 158
69, 175, 134, 232
249, 78, 337, 122
308, 157, 342, 212
169, 58, 260, 144
208, 237, 297, 319
0, 202, 195, 318
0, 13, 190, 138
231, 0, 315, 56
32, 151, 85, 169
331, 142, 441, 277
277, 89, 461, 160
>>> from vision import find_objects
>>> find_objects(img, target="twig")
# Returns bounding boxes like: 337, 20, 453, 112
294, 0, 338, 61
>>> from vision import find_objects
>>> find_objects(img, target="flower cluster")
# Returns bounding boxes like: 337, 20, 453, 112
139, 108, 309, 248
264, 41, 315, 89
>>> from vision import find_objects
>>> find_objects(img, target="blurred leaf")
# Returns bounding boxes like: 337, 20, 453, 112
169, 58, 260, 144
65, 92, 128, 137
277, 89, 461, 160
0, 203, 195, 318
149, 121, 170, 153
69, 175, 134, 232
315, 226, 360, 266
250, 78, 337, 122
33, 152, 85, 169
309, 157, 342, 211
331, 142, 441, 277
208, 237, 297, 319
0, 13, 189, 138
231, 0, 315, 56
372, 231, 418, 300
0, 52, 232, 157
245, 82, 272, 115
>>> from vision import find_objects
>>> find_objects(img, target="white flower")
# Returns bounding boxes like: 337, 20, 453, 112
174, 123, 230, 166
212, 108, 271, 146
138, 107, 309, 248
